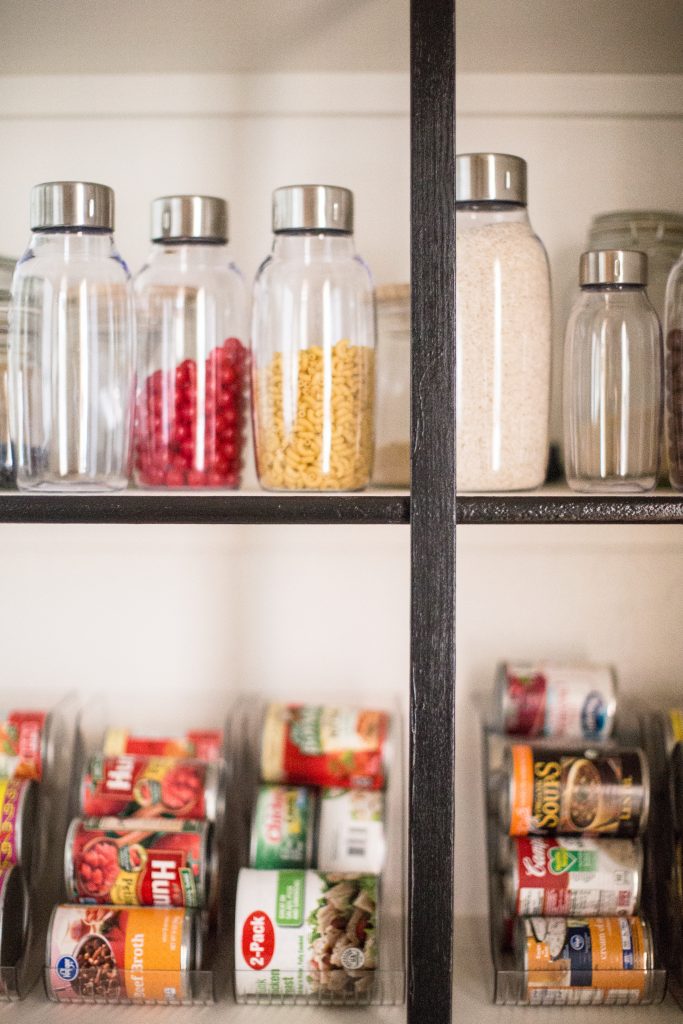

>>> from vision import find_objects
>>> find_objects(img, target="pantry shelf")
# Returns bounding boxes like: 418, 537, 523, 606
457, 488, 683, 525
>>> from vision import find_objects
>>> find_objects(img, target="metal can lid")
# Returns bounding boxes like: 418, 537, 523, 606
456, 153, 527, 205
579, 249, 648, 286
31, 181, 114, 232
151, 195, 228, 244
272, 185, 353, 233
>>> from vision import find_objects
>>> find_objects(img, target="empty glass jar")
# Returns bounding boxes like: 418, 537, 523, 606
251, 185, 375, 491
9, 182, 134, 491
373, 283, 410, 486
563, 250, 662, 493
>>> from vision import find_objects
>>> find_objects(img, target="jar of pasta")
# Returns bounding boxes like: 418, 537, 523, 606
251, 185, 375, 491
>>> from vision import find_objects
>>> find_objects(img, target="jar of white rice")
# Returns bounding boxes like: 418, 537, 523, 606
456, 153, 551, 490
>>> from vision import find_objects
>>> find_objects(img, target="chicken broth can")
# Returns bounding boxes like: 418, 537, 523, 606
234, 868, 378, 1000
0, 777, 37, 876
516, 916, 654, 1006
250, 785, 316, 869
317, 789, 386, 874
503, 744, 648, 838
0, 709, 51, 781
497, 663, 616, 740
80, 755, 221, 823
104, 729, 222, 762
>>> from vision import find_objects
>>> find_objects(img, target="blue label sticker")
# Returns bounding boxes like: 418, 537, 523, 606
581, 691, 607, 738
56, 955, 78, 981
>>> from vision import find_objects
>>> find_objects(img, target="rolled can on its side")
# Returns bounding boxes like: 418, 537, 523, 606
496, 662, 616, 740
0, 778, 38, 878
0, 865, 29, 996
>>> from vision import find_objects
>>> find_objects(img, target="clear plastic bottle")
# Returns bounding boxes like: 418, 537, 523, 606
664, 248, 683, 489
251, 185, 375, 491
133, 196, 248, 489
563, 250, 662, 493
9, 182, 134, 491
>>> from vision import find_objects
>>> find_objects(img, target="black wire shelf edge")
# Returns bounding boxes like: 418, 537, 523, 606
457, 494, 683, 525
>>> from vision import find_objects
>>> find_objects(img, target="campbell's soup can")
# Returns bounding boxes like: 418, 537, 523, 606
234, 868, 378, 1000
250, 785, 316, 869
0, 777, 38, 877
65, 818, 212, 908
497, 663, 616, 740
504, 836, 642, 917
0, 865, 29, 995
260, 703, 391, 790
0, 709, 51, 781
103, 729, 223, 762
317, 789, 386, 874
80, 755, 223, 823
502, 744, 649, 838
46, 904, 201, 1003
516, 916, 654, 1005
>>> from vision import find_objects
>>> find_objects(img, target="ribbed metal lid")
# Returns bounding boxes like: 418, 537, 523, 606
31, 181, 114, 231
151, 195, 228, 243
580, 249, 648, 286
456, 153, 527, 205
272, 185, 353, 233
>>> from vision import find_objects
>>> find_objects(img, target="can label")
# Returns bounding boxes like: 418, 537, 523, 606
104, 729, 222, 761
48, 905, 189, 1002
67, 820, 204, 907
0, 710, 47, 780
234, 869, 378, 998
502, 664, 614, 739
512, 837, 640, 916
0, 778, 29, 867
509, 745, 646, 837
668, 709, 683, 744
261, 704, 389, 790
251, 786, 313, 869
317, 789, 385, 874
81, 755, 211, 820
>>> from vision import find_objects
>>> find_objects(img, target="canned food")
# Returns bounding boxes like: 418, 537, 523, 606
0, 865, 29, 992
663, 709, 683, 755
234, 869, 378, 999
103, 729, 222, 762
0, 778, 37, 876
504, 836, 642, 917
496, 663, 616, 740
516, 916, 654, 1005
65, 818, 212, 908
46, 905, 200, 1003
260, 703, 390, 790
80, 755, 222, 823
0, 709, 51, 780
502, 744, 648, 837
250, 785, 316, 869
672, 743, 683, 835
317, 789, 385, 874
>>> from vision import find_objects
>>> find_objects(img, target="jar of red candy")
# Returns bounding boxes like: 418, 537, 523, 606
134, 195, 248, 488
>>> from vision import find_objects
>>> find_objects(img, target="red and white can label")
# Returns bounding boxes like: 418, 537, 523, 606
501, 663, 615, 740
0, 710, 47, 780
81, 755, 212, 820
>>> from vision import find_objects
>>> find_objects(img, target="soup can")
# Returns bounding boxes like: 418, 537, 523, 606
260, 703, 391, 790
0, 865, 29, 994
46, 904, 201, 1003
249, 785, 316, 869
103, 729, 222, 762
496, 663, 616, 740
0, 709, 51, 781
0, 778, 38, 877
503, 836, 642, 917
234, 868, 378, 1000
65, 818, 212, 908
516, 915, 654, 1005
317, 788, 386, 874
501, 744, 649, 838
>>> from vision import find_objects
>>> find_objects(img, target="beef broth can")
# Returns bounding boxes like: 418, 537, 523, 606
317, 788, 386, 874
516, 915, 654, 1005
0, 709, 51, 780
0, 777, 37, 876
80, 755, 221, 823
503, 744, 648, 838
234, 868, 378, 1000
497, 662, 616, 740
104, 729, 223, 762
250, 785, 316, 869
505, 836, 642, 917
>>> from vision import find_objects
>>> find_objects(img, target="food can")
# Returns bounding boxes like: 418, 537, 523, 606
516, 915, 654, 1005
504, 836, 642, 917
234, 868, 378, 1000
0, 865, 29, 993
0, 777, 38, 877
79, 755, 223, 824
0, 709, 51, 780
250, 785, 316, 869
496, 662, 616, 740
65, 818, 212, 908
317, 788, 386, 874
663, 709, 683, 755
672, 743, 683, 835
103, 729, 223, 762
260, 703, 391, 790
502, 744, 649, 838
46, 904, 200, 1003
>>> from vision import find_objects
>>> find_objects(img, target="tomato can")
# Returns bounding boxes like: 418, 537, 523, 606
0, 709, 51, 781
45, 904, 201, 1003
502, 744, 649, 837
250, 785, 316, 869
516, 915, 654, 1005
496, 663, 616, 740
503, 836, 642, 917
0, 865, 29, 993
260, 703, 391, 790
317, 789, 386, 874
103, 729, 223, 762
234, 868, 378, 1000
79, 755, 223, 824
0, 778, 37, 877
64, 818, 212, 908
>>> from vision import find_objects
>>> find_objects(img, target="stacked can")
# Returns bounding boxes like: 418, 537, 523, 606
234, 702, 390, 1000
667, 719, 683, 1006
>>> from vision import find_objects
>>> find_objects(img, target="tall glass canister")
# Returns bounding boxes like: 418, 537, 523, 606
251, 185, 375, 491
9, 181, 134, 491
664, 247, 683, 489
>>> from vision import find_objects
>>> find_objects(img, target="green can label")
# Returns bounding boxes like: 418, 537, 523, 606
252, 785, 313, 869
275, 870, 305, 927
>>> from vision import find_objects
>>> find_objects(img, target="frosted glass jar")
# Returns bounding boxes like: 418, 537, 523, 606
456, 153, 551, 491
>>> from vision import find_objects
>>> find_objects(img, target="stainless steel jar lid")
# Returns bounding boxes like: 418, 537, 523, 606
456, 153, 527, 205
272, 185, 353, 233
151, 195, 228, 243
31, 181, 114, 231
580, 249, 648, 286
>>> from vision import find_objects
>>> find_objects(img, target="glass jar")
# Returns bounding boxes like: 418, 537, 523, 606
456, 153, 552, 491
251, 184, 375, 491
9, 182, 134, 491
664, 248, 683, 489
563, 250, 662, 493
0, 258, 16, 487
373, 283, 410, 487
133, 196, 248, 489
